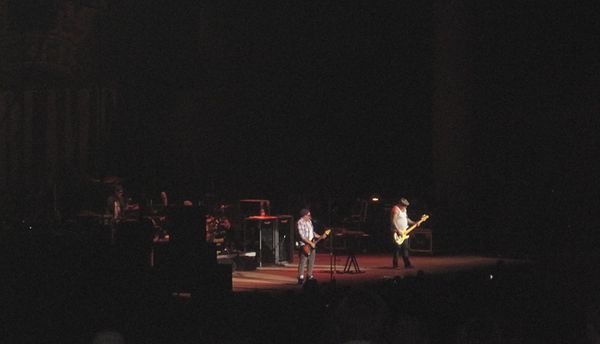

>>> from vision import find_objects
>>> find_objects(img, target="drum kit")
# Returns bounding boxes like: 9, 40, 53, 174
206, 209, 233, 254
75, 174, 242, 252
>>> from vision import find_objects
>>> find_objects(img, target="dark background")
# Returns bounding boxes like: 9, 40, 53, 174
2, 1, 598, 258
103, 2, 597, 255
102, 2, 434, 200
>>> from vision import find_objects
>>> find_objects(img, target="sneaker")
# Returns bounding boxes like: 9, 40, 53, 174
297, 278, 304, 285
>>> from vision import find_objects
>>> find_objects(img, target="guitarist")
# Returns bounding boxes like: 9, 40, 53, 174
391, 198, 418, 269
296, 208, 323, 285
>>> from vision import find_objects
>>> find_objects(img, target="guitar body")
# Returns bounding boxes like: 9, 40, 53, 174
302, 244, 313, 256
301, 229, 331, 256
393, 214, 429, 246
393, 232, 410, 246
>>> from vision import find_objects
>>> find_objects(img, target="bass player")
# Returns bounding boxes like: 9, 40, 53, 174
391, 198, 419, 269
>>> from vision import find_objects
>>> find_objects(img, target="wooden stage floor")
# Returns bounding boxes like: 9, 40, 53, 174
231, 253, 528, 293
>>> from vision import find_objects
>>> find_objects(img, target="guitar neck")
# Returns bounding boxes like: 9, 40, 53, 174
404, 224, 418, 236
404, 219, 426, 236
313, 229, 331, 244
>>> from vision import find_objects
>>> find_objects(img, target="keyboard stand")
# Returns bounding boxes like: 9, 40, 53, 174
342, 250, 362, 273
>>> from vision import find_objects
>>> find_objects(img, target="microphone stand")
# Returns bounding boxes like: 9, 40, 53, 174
325, 197, 336, 284
313, 217, 336, 283
329, 229, 335, 283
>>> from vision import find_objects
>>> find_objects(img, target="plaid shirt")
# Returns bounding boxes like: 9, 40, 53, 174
297, 217, 314, 242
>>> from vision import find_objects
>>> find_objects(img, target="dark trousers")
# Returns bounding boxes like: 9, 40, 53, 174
392, 239, 411, 267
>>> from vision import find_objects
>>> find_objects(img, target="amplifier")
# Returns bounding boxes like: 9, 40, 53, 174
242, 215, 295, 266
409, 228, 433, 254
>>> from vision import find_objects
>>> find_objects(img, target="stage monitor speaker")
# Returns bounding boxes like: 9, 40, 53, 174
409, 229, 433, 254
276, 215, 294, 264
233, 255, 258, 271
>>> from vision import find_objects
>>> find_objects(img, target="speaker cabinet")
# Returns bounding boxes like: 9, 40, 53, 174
242, 215, 294, 266
409, 228, 433, 254
276, 215, 294, 264
243, 216, 277, 266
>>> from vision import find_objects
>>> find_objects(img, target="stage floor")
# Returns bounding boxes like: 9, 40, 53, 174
231, 252, 528, 292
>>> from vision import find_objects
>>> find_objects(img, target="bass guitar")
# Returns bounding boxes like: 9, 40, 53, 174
393, 214, 429, 246
302, 229, 331, 256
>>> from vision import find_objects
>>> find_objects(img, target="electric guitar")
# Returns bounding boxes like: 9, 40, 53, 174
301, 229, 331, 256
393, 214, 429, 246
